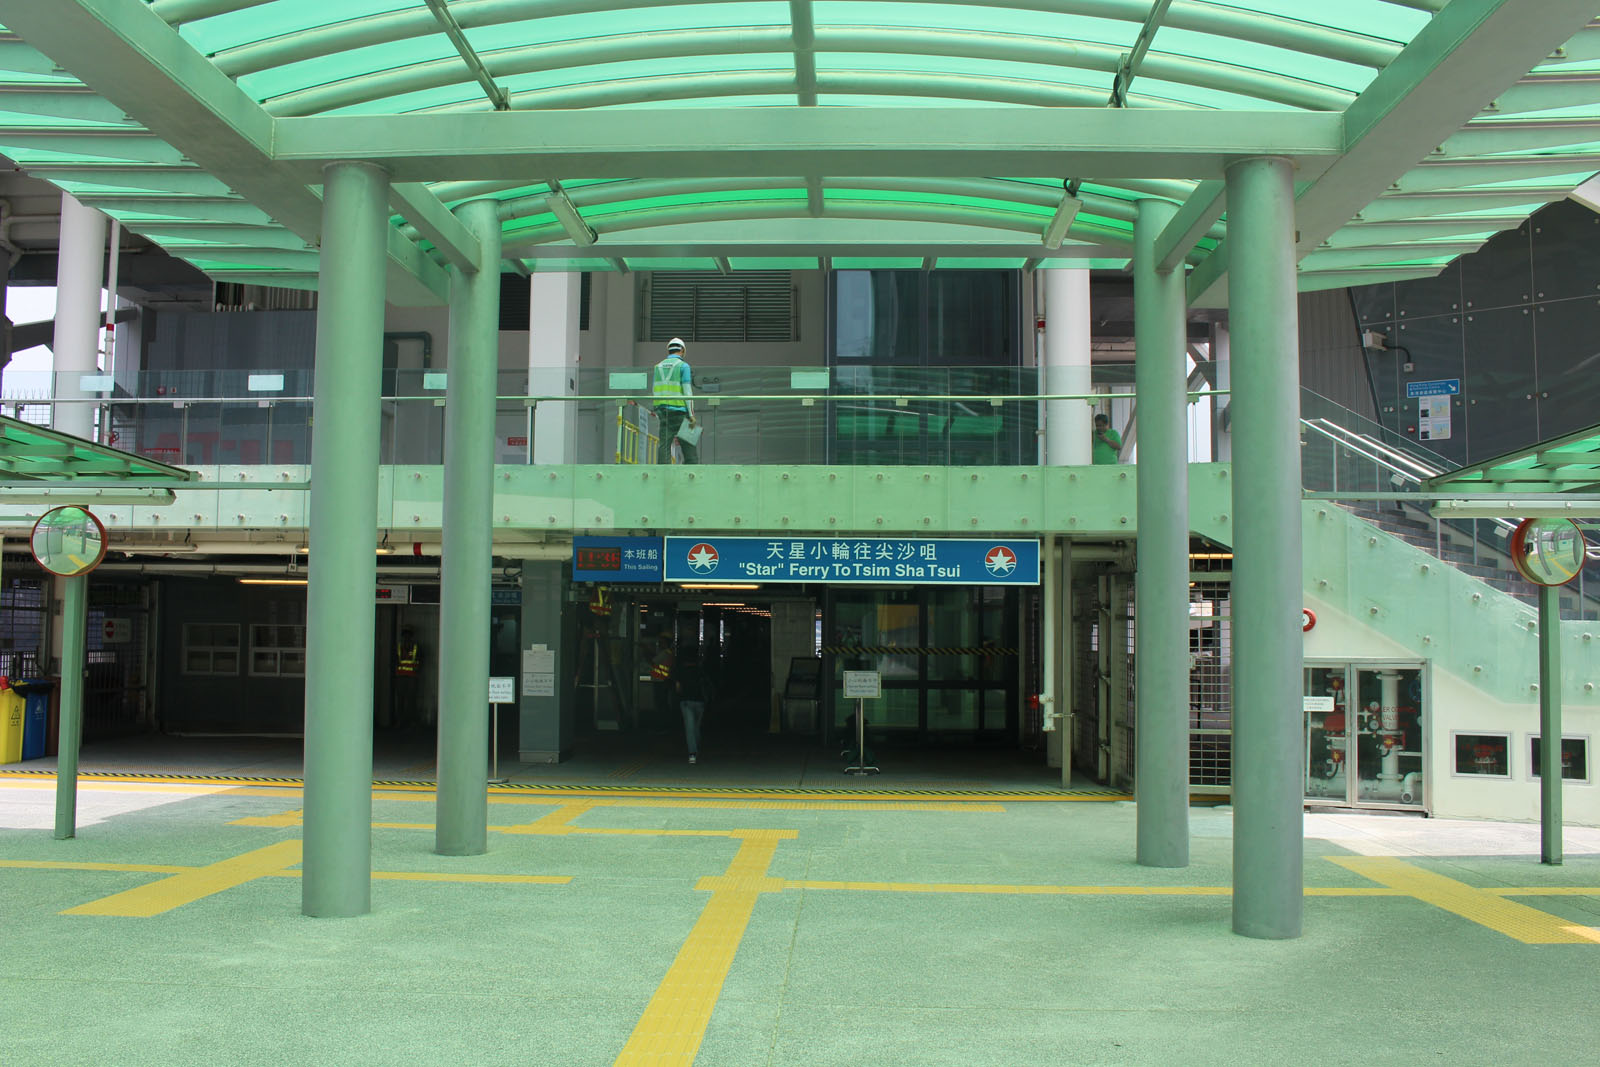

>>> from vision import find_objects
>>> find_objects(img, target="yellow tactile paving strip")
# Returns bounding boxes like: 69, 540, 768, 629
615, 832, 790, 1066
62, 840, 304, 918
1329, 856, 1600, 944
8, 776, 1600, 1067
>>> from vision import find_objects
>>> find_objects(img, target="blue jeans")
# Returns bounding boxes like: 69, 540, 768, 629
680, 700, 705, 756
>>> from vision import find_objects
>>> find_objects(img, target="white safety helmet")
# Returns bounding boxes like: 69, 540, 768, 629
666, 337, 686, 355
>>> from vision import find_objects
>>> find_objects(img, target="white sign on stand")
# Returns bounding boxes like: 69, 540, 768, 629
842, 672, 881, 776
843, 671, 881, 699
488, 676, 516, 704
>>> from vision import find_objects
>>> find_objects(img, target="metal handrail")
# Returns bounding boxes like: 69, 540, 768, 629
1300, 418, 1424, 486
1303, 417, 1439, 481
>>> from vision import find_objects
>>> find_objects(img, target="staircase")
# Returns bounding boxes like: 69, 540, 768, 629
1300, 401, 1598, 621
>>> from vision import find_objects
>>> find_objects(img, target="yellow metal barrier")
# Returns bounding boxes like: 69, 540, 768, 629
615, 402, 659, 465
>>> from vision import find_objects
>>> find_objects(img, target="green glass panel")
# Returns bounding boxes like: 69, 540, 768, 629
832, 258, 925, 269
729, 258, 819, 270
932, 258, 1027, 269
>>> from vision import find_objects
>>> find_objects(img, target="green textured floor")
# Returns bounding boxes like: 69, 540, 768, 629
4, 777, 1599, 1066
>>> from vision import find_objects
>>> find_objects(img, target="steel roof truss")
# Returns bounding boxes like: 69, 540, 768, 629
422, 0, 510, 111
1110, 0, 1175, 107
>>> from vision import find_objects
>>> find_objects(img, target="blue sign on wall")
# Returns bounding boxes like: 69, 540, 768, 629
572, 536, 663, 582
1405, 378, 1460, 398
662, 537, 1040, 585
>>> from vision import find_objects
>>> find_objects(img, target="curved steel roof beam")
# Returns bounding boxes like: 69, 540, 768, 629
534, 174, 1191, 236
261, 25, 795, 116
207, 0, 1404, 79
498, 197, 1139, 255
487, 69, 1191, 112
261, 25, 1349, 117
152, 0, 276, 24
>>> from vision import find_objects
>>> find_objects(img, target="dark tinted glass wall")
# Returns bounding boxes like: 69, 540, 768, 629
832, 270, 1019, 365
828, 270, 1031, 464
1351, 199, 1600, 465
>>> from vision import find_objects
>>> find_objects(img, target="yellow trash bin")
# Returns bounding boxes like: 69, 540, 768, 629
0, 686, 24, 763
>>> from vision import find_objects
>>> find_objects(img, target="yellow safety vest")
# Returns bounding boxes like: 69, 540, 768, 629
397, 643, 420, 676
652, 356, 688, 409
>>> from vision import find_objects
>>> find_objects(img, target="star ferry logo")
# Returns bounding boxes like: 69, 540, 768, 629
984, 545, 1017, 577
686, 542, 719, 574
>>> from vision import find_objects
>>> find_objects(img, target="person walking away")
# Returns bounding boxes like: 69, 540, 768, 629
649, 634, 677, 731
652, 337, 698, 464
1092, 412, 1122, 464
677, 650, 707, 764
394, 624, 422, 728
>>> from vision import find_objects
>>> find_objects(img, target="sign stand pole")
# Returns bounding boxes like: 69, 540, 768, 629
845, 697, 880, 775
488, 702, 507, 785
487, 676, 514, 785
1538, 584, 1562, 865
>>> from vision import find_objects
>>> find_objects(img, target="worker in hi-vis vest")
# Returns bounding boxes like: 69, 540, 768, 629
652, 337, 698, 464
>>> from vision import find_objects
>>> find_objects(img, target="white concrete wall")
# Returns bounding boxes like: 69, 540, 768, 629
1306, 595, 1600, 826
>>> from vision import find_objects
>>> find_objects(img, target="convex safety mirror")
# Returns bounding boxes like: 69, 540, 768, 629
30, 505, 107, 577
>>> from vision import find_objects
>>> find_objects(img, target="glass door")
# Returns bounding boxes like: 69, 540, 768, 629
1350, 666, 1425, 809
1305, 662, 1426, 810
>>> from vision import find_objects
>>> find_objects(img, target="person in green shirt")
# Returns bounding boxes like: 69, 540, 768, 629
1092, 413, 1122, 464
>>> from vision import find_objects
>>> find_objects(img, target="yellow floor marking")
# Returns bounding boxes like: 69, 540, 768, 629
0, 860, 192, 875
614, 833, 789, 1066
231, 810, 305, 827
62, 840, 303, 918
260, 870, 571, 885
501, 801, 601, 834
1489, 887, 1600, 896
787, 880, 1233, 896
787, 880, 1403, 897
1329, 856, 1600, 944
369, 790, 1005, 814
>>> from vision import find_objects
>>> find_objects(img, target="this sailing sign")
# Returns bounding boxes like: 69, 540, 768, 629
663, 537, 1040, 585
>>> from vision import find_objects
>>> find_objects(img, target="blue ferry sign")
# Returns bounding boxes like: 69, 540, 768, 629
1405, 378, 1460, 398
663, 537, 1039, 585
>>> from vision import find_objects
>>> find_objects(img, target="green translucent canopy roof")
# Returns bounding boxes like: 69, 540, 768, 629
1428, 423, 1600, 495
0, 414, 197, 482
0, 1, 1594, 302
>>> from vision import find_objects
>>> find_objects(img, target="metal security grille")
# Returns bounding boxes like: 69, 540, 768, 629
86, 581, 151, 737
1111, 584, 1136, 792
0, 571, 47, 678
643, 271, 795, 343
1189, 573, 1233, 791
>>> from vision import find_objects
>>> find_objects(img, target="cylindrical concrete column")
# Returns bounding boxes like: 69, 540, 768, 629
302, 161, 390, 918
51, 194, 108, 440
529, 273, 581, 463
1225, 156, 1303, 939
437, 199, 502, 856
1042, 268, 1092, 465
1133, 198, 1190, 869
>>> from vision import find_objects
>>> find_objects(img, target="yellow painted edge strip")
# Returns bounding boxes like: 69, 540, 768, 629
0, 859, 191, 874
1329, 855, 1600, 944
614, 835, 784, 1066
261, 870, 571, 885
63, 839, 302, 918
785, 880, 1404, 896
0, 770, 1116, 803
